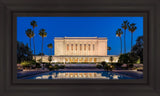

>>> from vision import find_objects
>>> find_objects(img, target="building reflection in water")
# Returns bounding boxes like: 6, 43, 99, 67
35, 72, 121, 79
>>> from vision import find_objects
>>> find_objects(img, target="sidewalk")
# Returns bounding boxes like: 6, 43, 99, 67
112, 70, 143, 79
17, 70, 49, 79
59, 68, 104, 71
52, 64, 97, 67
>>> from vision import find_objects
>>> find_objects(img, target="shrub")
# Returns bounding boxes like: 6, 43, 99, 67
136, 58, 141, 64
45, 63, 51, 68
55, 62, 98, 64
109, 65, 114, 71
36, 63, 41, 68
21, 61, 30, 67
48, 56, 52, 63
49, 65, 54, 71
103, 64, 109, 71
118, 53, 139, 64
21, 60, 36, 68
37, 59, 42, 63
30, 60, 36, 64
109, 63, 123, 69
54, 64, 59, 70
129, 63, 134, 68
109, 56, 114, 63
43, 62, 49, 64
51, 62, 64, 64
115, 63, 123, 67
101, 61, 106, 67
59, 65, 65, 69
96, 64, 103, 69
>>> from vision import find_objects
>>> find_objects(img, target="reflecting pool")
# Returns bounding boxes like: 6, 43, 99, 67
21, 71, 134, 79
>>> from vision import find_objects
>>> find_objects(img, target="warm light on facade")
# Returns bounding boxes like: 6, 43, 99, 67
34, 37, 119, 63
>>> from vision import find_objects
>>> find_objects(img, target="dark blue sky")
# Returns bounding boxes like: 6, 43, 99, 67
17, 17, 143, 55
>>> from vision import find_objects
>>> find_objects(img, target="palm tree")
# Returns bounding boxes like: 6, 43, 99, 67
31, 20, 37, 60
128, 23, 137, 50
47, 43, 53, 56
107, 46, 111, 55
39, 29, 47, 63
25, 29, 34, 50
110, 56, 114, 63
116, 28, 123, 54
122, 20, 129, 53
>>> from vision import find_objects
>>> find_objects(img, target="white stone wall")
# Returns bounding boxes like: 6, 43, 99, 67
97, 39, 107, 56
34, 37, 119, 63
54, 39, 64, 55
34, 55, 119, 63
54, 37, 107, 56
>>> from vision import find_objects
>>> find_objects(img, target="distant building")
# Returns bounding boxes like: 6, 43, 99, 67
35, 37, 119, 63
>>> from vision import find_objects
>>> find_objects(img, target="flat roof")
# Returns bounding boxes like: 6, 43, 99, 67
54, 37, 107, 40
34, 55, 119, 57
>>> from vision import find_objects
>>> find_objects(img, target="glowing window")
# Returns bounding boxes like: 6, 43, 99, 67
71, 44, 73, 50
67, 44, 69, 50
84, 44, 86, 50
80, 44, 82, 50
94, 58, 97, 62
75, 44, 77, 50
88, 44, 90, 50
93, 44, 95, 50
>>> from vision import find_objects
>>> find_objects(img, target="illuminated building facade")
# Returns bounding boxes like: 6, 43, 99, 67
35, 37, 119, 63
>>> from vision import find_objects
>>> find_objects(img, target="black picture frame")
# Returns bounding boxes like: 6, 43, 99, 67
0, 0, 160, 96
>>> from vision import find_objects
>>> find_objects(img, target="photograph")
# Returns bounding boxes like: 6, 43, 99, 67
17, 17, 143, 80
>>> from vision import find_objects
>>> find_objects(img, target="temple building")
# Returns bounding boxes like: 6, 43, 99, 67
35, 37, 119, 63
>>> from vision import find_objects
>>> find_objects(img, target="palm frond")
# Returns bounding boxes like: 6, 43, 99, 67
107, 46, 111, 50
128, 23, 137, 33
25, 29, 34, 38
116, 28, 123, 37
121, 20, 129, 30
39, 29, 47, 37
31, 20, 38, 28
47, 43, 53, 48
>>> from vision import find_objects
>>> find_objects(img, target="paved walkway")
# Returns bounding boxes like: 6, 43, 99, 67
52, 64, 97, 67
112, 70, 143, 79
59, 68, 104, 71
17, 70, 49, 79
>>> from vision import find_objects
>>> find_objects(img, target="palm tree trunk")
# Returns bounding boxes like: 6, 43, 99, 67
51, 48, 52, 56
131, 32, 133, 51
124, 29, 126, 53
41, 37, 44, 70
30, 38, 32, 60
33, 28, 36, 60
53, 47, 54, 56
120, 37, 122, 54
109, 50, 110, 55
30, 38, 31, 50
41, 37, 44, 62
33, 37, 36, 60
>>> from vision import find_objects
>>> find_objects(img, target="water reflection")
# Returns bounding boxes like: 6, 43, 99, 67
31, 71, 132, 80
